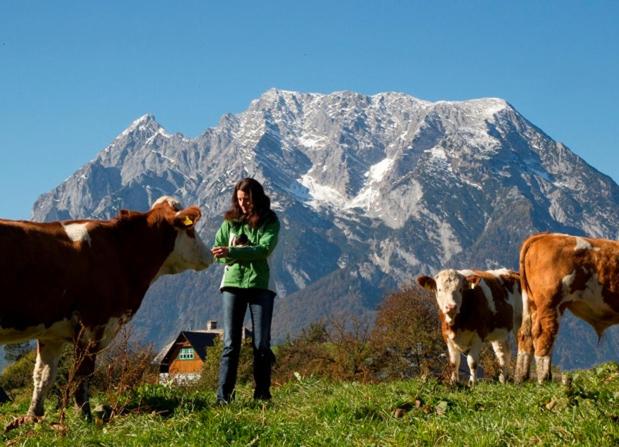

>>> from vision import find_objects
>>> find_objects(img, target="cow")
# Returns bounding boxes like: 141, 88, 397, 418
0, 196, 213, 423
417, 268, 522, 385
514, 233, 619, 383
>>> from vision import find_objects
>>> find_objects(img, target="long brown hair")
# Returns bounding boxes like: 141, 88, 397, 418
224, 178, 276, 228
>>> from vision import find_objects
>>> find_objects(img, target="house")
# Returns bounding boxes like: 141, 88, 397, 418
153, 320, 252, 384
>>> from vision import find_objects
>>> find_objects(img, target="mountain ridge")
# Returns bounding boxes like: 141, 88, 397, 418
30, 89, 619, 369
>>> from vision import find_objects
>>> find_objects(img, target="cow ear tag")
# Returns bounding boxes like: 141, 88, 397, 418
183, 216, 193, 226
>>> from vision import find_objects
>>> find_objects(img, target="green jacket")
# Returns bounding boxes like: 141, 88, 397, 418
213, 215, 280, 291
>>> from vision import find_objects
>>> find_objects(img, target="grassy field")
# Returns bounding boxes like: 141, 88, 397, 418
0, 362, 617, 446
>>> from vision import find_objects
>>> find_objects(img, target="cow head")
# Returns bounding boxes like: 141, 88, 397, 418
150, 196, 214, 278
417, 269, 481, 324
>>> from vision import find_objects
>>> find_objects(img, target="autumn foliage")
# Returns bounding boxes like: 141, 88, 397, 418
273, 285, 446, 383
367, 285, 445, 380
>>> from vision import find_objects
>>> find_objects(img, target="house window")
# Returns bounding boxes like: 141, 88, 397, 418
178, 348, 194, 360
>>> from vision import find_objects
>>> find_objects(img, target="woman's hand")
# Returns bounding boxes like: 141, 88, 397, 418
211, 246, 229, 259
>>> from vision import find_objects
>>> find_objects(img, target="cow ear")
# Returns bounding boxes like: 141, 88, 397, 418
174, 207, 202, 229
417, 275, 436, 292
466, 275, 482, 289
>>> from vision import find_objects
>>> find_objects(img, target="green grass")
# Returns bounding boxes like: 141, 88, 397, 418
1, 362, 617, 446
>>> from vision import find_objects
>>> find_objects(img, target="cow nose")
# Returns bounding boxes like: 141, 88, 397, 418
445, 303, 456, 313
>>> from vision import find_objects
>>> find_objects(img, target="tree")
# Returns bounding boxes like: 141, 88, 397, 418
273, 321, 335, 383
368, 284, 445, 380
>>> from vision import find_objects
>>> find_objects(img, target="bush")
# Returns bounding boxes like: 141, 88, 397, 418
367, 285, 445, 381
91, 329, 157, 393
0, 342, 85, 409
89, 326, 158, 414
197, 336, 253, 392
4, 341, 34, 363
0, 349, 36, 392
327, 316, 374, 382
0, 328, 157, 419
273, 322, 335, 383
274, 317, 376, 383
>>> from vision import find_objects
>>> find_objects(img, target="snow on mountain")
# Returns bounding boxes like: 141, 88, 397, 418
31, 89, 619, 368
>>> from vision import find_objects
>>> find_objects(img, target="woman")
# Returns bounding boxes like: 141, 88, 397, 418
211, 177, 280, 403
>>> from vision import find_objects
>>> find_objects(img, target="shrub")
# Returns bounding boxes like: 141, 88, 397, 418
89, 326, 158, 414
273, 322, 335, 383
197, 336, 253, 392
0, 349, 36, 392
91, 328, 157, 393
4, 341, 34, 363
274, 317, 376, 383
327, 316, 374, 382
367, 284, 445, 381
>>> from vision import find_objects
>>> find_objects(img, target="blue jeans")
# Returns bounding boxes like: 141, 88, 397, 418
217, 288, 275, 402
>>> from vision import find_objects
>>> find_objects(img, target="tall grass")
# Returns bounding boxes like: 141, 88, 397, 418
1, 362, 617, 446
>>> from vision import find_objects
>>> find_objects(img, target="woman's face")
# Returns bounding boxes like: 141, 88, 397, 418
237, 190, 252, 215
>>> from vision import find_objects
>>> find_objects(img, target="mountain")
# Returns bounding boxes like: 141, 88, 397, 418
32, 89, 619, 369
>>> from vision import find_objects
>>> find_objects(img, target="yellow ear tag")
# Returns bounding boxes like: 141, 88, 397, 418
183, 216, 193, 226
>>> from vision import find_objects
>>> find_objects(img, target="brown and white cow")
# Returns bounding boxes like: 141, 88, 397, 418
417, 268, 522, 384
515, 233, 619, 383
0, 196, 213, 421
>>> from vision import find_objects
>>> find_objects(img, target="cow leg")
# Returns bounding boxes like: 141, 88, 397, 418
532, 306, 559, 383
515, 295, 534, 383
466, 339, 482, 386
446, 340, 461, 384
491, 339, 511, 384
28, 339, 65, 417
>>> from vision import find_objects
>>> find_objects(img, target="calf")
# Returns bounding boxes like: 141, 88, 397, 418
515, 233, 619, 383
0, 196, 213, 422
417, 269, 522, 384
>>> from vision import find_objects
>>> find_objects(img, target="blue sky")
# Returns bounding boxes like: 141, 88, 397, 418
1, 0, 617, 220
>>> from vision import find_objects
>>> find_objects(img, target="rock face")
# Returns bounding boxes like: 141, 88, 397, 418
32, 89, 619, 368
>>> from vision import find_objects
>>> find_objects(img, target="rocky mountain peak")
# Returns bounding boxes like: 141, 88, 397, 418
30, 89, 619, 368
118, 113, 164, 138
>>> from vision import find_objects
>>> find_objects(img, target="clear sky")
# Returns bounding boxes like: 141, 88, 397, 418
1, 0, 617, 220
